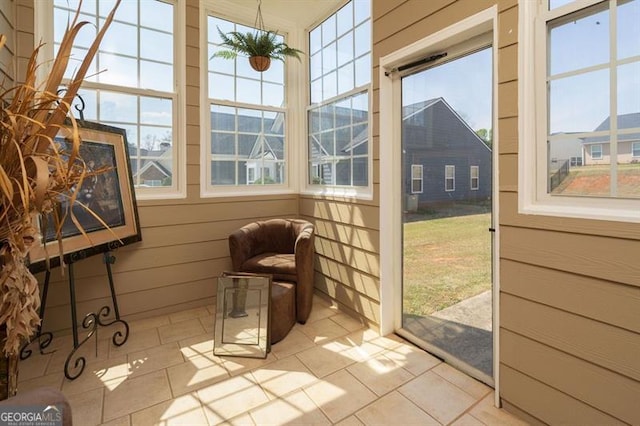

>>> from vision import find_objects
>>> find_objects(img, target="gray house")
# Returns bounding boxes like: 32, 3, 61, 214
402, 97, 492, 208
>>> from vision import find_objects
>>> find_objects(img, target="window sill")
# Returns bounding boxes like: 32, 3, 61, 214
519, 195, 640, 223
300, 186, 373, 201
200, 186, 297, 198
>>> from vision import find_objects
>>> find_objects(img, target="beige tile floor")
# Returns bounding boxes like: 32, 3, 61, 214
18, 297, 527, 425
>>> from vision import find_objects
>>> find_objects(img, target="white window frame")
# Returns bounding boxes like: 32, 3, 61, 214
591, 144, 603, 160
632, 142, 640, 157
445, 165, 455, 192
303, 0, 373, 200
470, 165, 480, 190
411, 164, 423, 194
35, 0, 186, 201
519, 0, 640, 222
200, 5, 302, 197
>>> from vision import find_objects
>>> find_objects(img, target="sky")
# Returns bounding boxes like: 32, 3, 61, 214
402, 47, 493, 132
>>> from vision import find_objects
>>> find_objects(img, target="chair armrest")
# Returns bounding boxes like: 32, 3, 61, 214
294, 223, 315, 323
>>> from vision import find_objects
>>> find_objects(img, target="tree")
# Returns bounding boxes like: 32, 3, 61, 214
476, 128, 493, 148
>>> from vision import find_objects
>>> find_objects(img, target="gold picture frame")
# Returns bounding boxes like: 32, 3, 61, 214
28, 121, 141, 272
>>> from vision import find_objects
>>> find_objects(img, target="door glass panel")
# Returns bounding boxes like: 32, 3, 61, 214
400, 47, 493, 381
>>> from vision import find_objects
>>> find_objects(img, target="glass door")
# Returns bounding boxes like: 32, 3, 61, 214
399, 46, 494, 384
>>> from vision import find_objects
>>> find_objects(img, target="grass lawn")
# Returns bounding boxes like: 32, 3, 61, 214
403, 208, 492, 317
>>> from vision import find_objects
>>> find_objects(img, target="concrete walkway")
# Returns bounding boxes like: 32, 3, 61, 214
403, 290, 493, 378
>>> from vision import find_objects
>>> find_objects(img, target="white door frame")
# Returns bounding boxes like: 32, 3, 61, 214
378, 5, 501, 406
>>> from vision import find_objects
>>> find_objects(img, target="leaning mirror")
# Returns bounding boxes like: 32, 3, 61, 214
214, 273, 271, 358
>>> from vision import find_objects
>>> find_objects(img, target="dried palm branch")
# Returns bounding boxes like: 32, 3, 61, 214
0, 0, 121, 356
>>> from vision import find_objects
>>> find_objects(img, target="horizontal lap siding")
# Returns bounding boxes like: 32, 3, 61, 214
35, 0, 299, 335
498, 1, 640, 423
300, 196, 381, 326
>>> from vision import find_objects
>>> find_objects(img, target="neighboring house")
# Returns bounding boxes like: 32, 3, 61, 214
548, 132, 583, 167
210, 110, 285, 185
130, 143, 173, 187
582, 112, 640, 165
402, 97, 492, 207
309, 105, 369, 186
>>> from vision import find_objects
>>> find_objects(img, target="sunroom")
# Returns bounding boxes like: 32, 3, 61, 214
1, 0, 638, 425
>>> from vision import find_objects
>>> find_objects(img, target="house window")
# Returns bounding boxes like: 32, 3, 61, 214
591, 144, 603, 160
520, 0, 640, 220
205, 16, 287, 191
633, 142, 640, 157
470, 165, 480, 190
411, 165, 423, 194
445, 165, 455, 192
46, 0, 181, 198
307, 0, 371, 195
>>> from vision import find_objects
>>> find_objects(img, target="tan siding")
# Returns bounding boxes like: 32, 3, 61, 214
497, 43, 517, 83
502, 329, 640, 425
0, 0, 16, 83
315, 256, 379, 300
498, 153, 517, 192
501, 260, 640, 333
501, 293, 640, 381
498, 1, 639, 420
498, 117, 518, 155
497, 4, 517, 48
314, 272, 380, 325
500, 193, 640, 239
500, 365, 625, 425
501, 227, 640, 287
497, 80, 518, 118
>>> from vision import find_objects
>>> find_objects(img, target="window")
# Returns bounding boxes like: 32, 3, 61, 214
307, 0, 371, 196
445, 165, 455, 191
470, 165, 480, 190
47, 0, 181, 198
520, 0, 640, 221
411, 165, 423, 194
205, 16, 287, 192
633, 142, 640, 157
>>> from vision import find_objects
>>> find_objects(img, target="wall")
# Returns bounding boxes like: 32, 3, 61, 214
24, 0, 298, 334
374, 0, 639, 424
0, 0, 33, 86
0, 0, 16, 84
497, 1, 640, 423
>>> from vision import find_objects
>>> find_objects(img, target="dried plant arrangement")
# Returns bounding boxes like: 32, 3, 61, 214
0, 0, 121, 359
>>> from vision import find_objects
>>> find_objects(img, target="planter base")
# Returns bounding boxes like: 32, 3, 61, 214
249, 56, 271, 72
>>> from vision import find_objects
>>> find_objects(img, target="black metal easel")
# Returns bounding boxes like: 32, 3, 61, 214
20, 251, 129, 380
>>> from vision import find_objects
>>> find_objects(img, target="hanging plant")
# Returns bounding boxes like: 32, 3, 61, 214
210, 0, 302, 72
212, 28, 303, 72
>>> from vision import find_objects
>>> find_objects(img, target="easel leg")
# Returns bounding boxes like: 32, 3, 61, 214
20, 270, 54, 360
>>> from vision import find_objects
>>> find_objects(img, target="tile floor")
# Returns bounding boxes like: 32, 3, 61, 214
18, 297, 527, 425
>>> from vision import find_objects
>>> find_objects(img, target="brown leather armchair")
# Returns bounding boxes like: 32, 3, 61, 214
228, 219, 315, 324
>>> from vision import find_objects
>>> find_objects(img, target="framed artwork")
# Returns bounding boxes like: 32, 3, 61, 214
214, 272, 271, 358
28, 121, 141, 272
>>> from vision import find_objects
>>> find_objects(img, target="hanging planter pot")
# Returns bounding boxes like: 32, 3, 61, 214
210, 1, 303, 73
249, 56, 271, 72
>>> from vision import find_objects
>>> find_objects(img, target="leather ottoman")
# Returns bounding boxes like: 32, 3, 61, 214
271, 281, 296, 344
